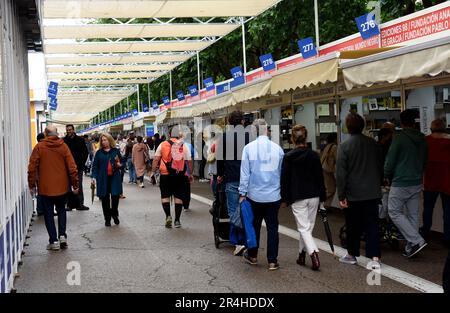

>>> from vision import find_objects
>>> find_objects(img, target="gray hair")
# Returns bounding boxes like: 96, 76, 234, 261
252, 119, 268, 137
45, 125, 58, 137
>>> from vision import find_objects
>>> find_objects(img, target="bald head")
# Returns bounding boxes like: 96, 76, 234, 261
45, 125, 58, 137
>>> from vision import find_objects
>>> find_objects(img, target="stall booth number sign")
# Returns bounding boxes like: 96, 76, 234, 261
204, 78, 215, 91
49, 97, 58, 110
176, 90, 185, 101
163, 97, 170, 106
259, 53, 276, 71
230, 66, 245, 87
188, 85, 199, 97
298, 37, 317, 59
48, 81, 58, 98
152, 101, 159, 109
355, 13, 380, 40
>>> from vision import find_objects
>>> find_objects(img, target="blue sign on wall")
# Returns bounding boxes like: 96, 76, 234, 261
188, 85, 198, 97
132, 109, 139, 116
203, 77, 215, 91
146, 125, 155, 137
152, 101, 159, 109
230, 66, 245, 87
259, 53, 276, 71
176, 90, 185, 101
143, 104, 149, 112
298, 37, 317, 59
355, 13, 380, 40
216, 82, 230, 95
163, 96, 170, 106
48, 81, 58, 97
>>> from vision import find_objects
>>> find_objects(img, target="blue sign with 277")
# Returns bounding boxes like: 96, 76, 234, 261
259, 53, 276, 71
298, 37, 317, 59
355, 13, 380, 40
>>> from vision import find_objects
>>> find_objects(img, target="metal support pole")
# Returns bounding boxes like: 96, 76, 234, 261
137, 84, 141, 112
314, 0, 320, 49
127, 96, 130, 112
197, 51, 201, 89
147, 82, 151, 105
241, 17, 247, 75
169, 70, 173, 101
113, 103, 116, 118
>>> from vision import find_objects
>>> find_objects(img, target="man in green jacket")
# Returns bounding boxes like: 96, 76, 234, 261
384, 109, 427, 258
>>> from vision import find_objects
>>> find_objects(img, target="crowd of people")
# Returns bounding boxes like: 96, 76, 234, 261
27, 109, 449, 290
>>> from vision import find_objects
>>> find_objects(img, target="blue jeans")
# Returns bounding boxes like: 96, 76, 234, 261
36, 195, 44, 215
225, 181, 245, 246
127, 158, 136, 183
41, 195, 67, 243
422, 191, 450, 241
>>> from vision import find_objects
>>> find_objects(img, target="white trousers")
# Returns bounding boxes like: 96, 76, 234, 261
291, 197, 320, 255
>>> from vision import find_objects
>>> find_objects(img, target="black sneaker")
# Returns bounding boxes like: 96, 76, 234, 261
174, 220, 181, 228
65, 207, 73, 212
105, 221, 111, 227
243, 251, 257, 265
113, 217, 120, 225
403, 242, 427, 258
77, 205, 90, 211
165, 216, 172, 228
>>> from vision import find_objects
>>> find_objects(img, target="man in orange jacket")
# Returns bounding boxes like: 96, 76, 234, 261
28, 125, 79, 251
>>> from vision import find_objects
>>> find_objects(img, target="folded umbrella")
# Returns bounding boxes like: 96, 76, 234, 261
91, 182, 96, 204
318, 204, 335, 255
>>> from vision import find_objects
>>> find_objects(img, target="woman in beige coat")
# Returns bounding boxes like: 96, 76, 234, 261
132, 136, 149, 188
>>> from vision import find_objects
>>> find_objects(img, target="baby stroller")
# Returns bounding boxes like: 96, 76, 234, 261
339, 188, 404, 250
210, 182, 230, 248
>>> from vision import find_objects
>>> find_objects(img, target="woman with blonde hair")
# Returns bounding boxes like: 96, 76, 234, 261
281, 125, 326, 271
92, 132, 123, 227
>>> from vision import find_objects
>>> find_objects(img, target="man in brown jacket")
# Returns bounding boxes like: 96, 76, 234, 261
28, 125, 79, 251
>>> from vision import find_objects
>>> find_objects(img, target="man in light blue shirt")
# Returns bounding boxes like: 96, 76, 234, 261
239, 119, 284, 270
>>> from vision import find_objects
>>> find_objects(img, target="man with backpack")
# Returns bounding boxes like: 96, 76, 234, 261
151, 126, 193, 228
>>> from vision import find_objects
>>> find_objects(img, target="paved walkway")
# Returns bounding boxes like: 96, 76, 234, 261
14, 176, 429, 293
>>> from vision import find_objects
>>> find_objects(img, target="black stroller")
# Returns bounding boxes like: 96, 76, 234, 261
210, 182, 230, 248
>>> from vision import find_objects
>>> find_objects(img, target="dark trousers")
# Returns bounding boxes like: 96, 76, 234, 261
77, 170, 84, 206
344, 199, 380, 259
183, 176, 191, 210
444, 249, 450, 294
422, 191, 450, 241
101, 176, 120, 222
199, 158, 206, 179
247, 199, 280, 264
41, 195, 67, 243
36, 195, 44, 215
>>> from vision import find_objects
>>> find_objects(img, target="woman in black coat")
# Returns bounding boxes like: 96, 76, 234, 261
281, 125, 326, 271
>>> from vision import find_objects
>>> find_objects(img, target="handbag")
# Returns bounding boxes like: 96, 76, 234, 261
240, 200, 257, 249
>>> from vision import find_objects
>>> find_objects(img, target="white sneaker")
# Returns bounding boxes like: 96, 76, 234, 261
59, 236, 68, 249
233, 245, 246, 256
46, 242, 60, 251
140, 183, 145, 188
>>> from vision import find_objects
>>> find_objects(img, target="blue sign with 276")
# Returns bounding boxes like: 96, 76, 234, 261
355, 13, 380, 40
259, 53, 276, 71
298, 37, 317, 59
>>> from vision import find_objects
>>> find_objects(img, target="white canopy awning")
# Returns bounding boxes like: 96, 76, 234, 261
42, 0, 281, 18
45, 41, 211, 54
42, 0, 283, 119
46, 53, 192, 65
47, 64, 174, 73
43, 24, 239, 40
342, 37, 450, 90
48, 72, 163, 80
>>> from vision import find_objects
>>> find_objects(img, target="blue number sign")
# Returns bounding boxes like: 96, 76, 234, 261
152, 101, 159, 109
230, 66, 245, 87
48, 81, 58, 97
143, 104, 149, 112
203, 77, 215, 92
259, 53, 276, 71
355, 13, 379, 40
298, 37, 317, 59
163, 96, 170, 106
188, 85, 198, 97
176, 90, 185, 101
216, 82, 230, 95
